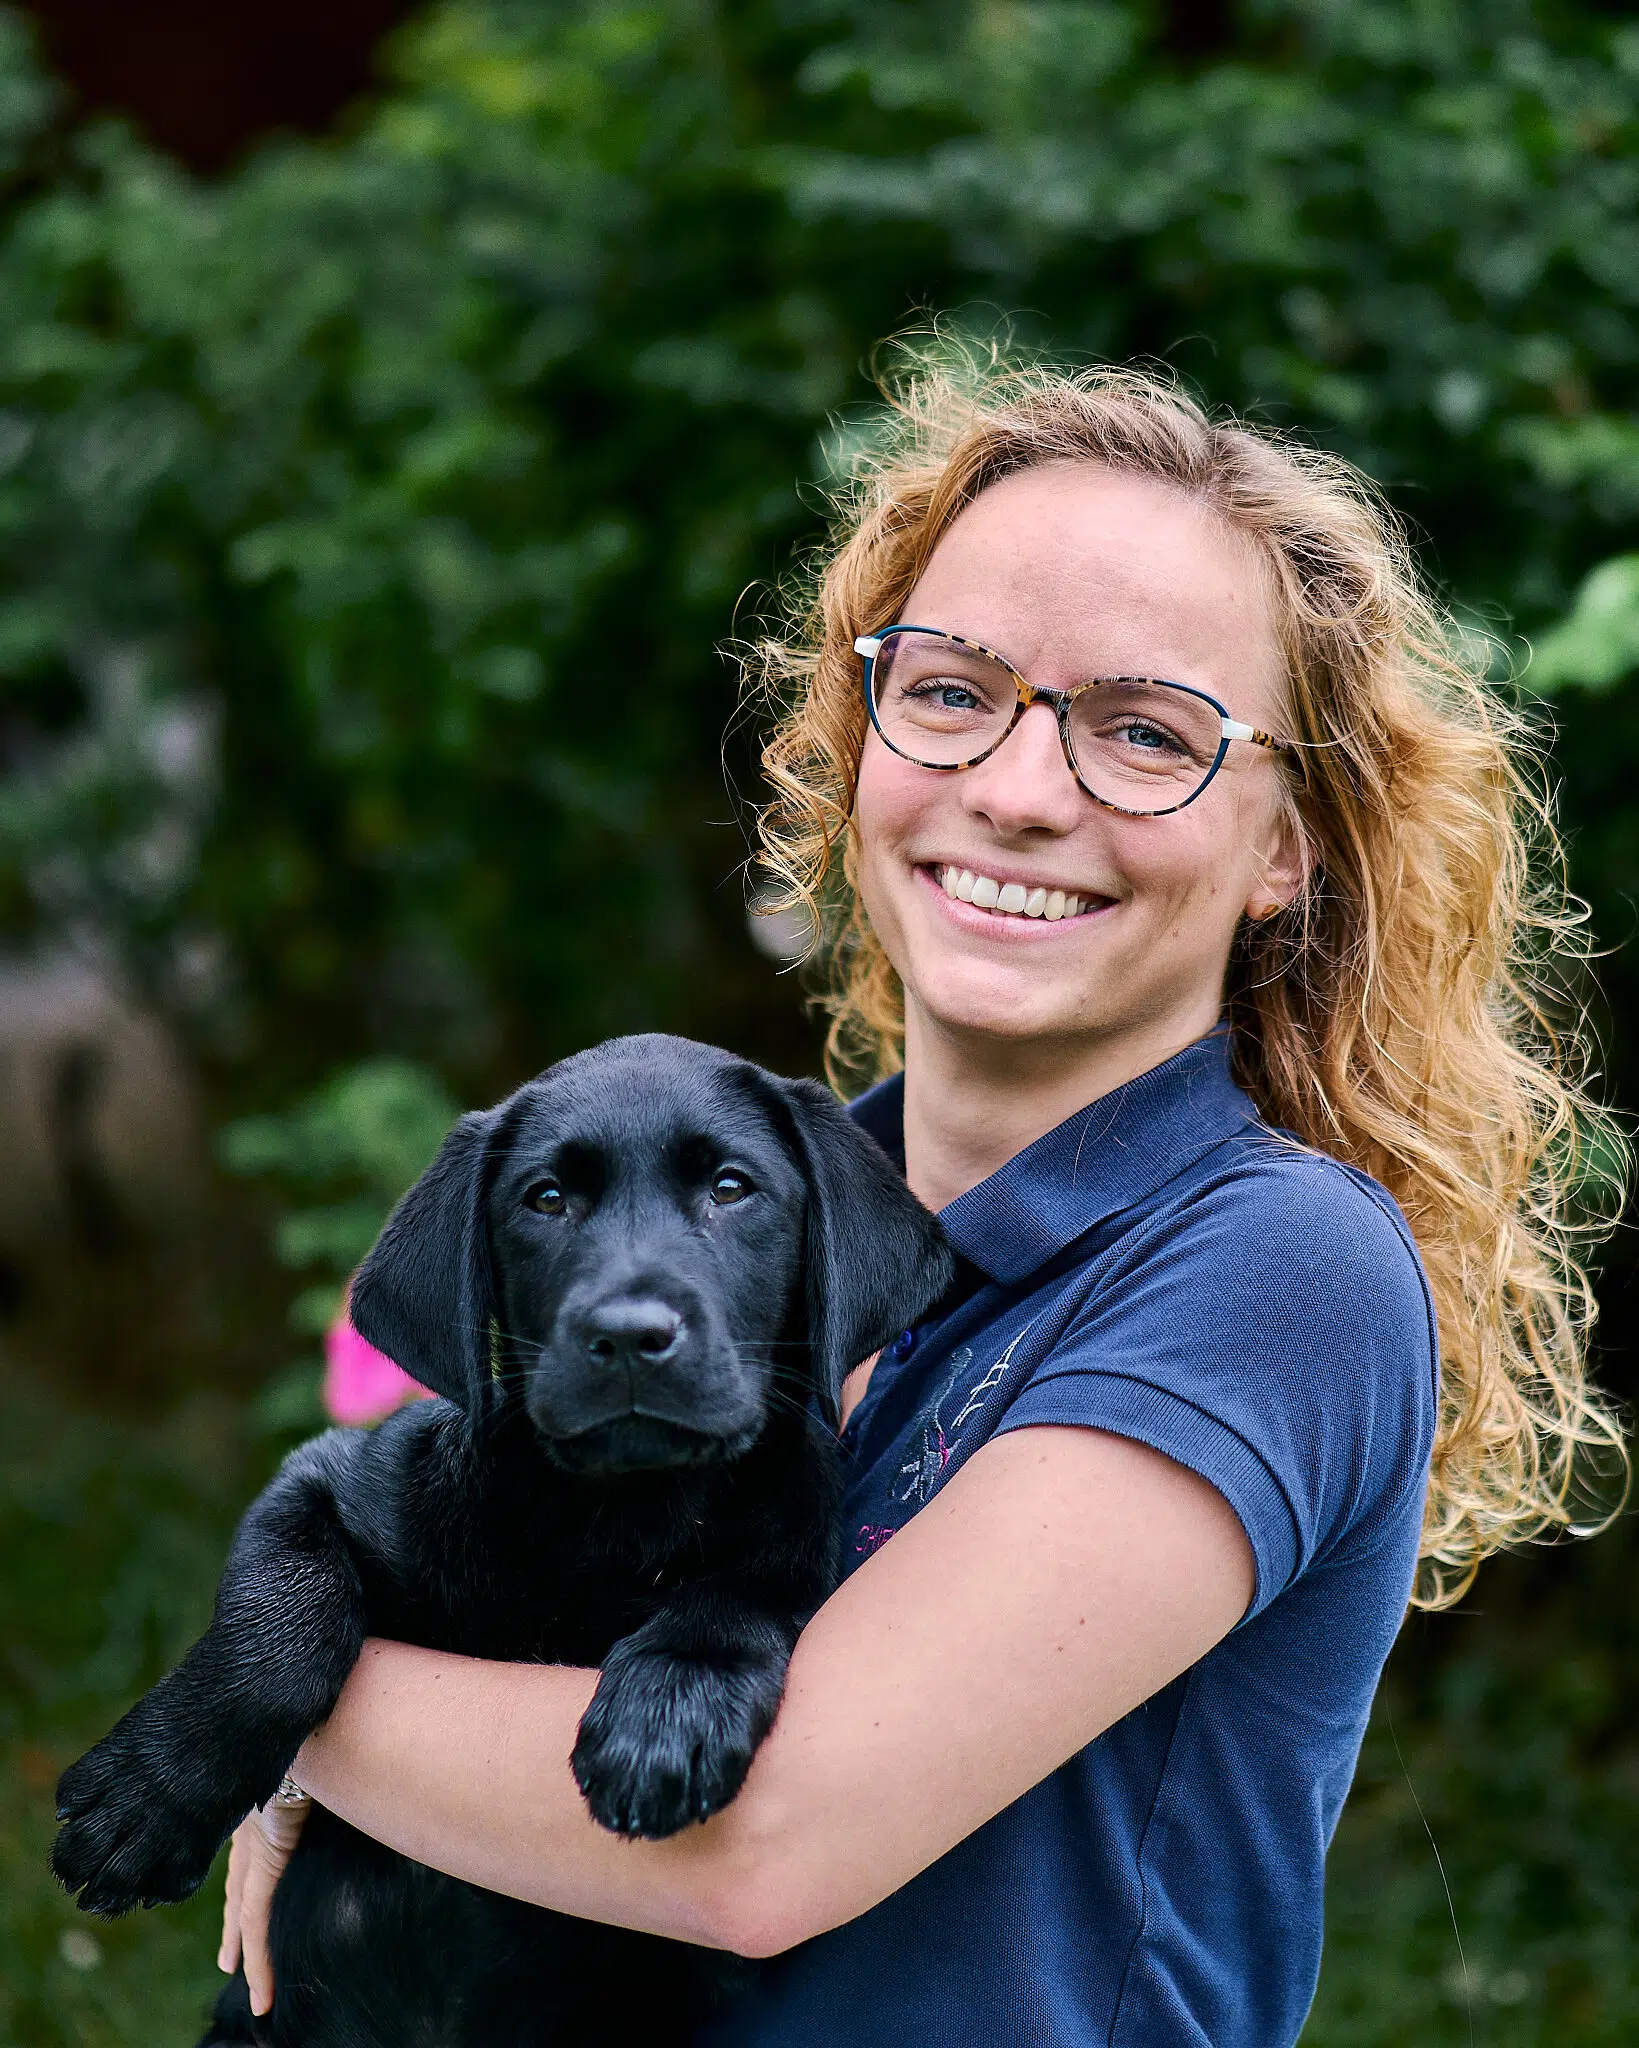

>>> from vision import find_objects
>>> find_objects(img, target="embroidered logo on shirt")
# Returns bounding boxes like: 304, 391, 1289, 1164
852, 1316, 1044, 1558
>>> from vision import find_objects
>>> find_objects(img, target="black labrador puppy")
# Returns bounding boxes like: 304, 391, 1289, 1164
51, 1034, 953, 2047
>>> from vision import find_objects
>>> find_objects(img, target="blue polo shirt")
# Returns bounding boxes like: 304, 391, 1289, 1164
706, 1028, 1437, 2048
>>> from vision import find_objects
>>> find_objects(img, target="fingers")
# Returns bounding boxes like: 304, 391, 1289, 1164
241, 1825, 281, 2017
215, 1797, 311, 2018
217, 1822, 245, 1976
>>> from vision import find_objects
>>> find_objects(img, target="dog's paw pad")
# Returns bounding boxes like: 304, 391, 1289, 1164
51, 1733, 234, 1916
572, 1652, 781, 1840
574, 1738, 736, 1840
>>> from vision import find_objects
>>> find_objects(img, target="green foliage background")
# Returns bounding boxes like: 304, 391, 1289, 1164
3, 2, 1639, 2042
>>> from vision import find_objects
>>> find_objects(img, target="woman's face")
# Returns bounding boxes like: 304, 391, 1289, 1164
853, 463, 1302, 1070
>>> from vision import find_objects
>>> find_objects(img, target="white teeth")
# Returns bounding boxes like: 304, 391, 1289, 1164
937, 867, 1093, 922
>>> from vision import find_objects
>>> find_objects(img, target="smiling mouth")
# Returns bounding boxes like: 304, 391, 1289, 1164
931, 864, 1109, 921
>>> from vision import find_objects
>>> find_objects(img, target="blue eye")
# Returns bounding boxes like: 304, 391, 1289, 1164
1120, 720, 1185, 755
906, 681, 982, 711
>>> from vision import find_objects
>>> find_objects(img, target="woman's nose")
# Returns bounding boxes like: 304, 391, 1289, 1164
961, 701, 1087, 837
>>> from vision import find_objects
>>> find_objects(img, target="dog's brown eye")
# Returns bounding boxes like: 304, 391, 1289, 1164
526, 1179, 567, 1216
710, 1168, 753, 1206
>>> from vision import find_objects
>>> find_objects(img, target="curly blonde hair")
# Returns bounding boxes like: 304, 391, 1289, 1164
747, 350, 1627, 1609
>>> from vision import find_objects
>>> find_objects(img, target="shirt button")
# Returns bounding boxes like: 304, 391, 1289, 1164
891, 1328, 918, 1361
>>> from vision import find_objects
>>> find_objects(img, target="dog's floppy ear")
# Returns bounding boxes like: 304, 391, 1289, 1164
349, 1107, 501, 1414
777, 1078, 956, 1426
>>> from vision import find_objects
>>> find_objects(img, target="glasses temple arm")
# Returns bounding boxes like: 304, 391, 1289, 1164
1222, 717, 1290, 753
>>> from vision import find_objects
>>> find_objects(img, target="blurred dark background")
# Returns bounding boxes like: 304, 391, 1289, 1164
18, 0, 415, 172
2, 3, 1637, 2041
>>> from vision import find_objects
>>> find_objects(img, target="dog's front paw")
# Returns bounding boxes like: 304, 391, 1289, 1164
51, 1720, 245, 1917
572, 1644, 785, 1840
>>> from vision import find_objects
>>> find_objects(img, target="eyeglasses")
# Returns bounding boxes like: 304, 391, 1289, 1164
854, 624, 1292, 818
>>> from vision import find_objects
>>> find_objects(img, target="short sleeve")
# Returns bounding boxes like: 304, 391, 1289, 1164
993, 1152, 1438, 1617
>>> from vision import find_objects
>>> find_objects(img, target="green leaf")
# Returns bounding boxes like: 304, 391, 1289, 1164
1528, 556, 1639, 695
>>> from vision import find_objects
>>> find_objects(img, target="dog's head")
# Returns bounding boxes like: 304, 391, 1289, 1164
349, 1035, 954, 1473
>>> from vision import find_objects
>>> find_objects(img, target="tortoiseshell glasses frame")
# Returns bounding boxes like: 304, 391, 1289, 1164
854, 624, 1294, 819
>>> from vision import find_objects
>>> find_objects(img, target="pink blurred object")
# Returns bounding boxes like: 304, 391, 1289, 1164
323, 1307, 433, 1425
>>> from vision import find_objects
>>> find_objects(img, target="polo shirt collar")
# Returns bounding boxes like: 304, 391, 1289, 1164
849, 1027, 1260, 1286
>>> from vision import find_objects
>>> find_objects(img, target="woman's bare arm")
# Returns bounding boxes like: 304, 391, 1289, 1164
269, 1424, 1250, 1964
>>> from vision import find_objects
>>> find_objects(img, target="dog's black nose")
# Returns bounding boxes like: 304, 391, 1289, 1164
580, 1298, 685, 1369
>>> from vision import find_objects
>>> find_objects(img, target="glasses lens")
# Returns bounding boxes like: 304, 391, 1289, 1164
1066, 680, 1224, 811
871, 631, 1018, 766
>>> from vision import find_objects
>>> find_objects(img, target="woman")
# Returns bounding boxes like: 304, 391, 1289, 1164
220, 360, 1622, 2044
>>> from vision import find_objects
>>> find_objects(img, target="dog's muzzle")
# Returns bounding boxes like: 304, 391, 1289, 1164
525, 1289, 767, 1470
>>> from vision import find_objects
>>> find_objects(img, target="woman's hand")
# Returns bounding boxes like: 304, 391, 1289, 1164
218, 1786, 311, 2016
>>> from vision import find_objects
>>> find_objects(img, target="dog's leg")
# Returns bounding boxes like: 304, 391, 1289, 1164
52, 1433, 369, 1918
195, 1966, 261, 2046
572, 1578, 803, 1840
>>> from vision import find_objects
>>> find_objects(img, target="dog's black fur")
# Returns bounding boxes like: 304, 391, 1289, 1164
51, 1035, 953, 2047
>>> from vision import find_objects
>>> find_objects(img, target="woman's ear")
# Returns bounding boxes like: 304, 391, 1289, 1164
774, 1077, 956, 1427
1245, 791, 1309, 923
349, 1108, 502, 1415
